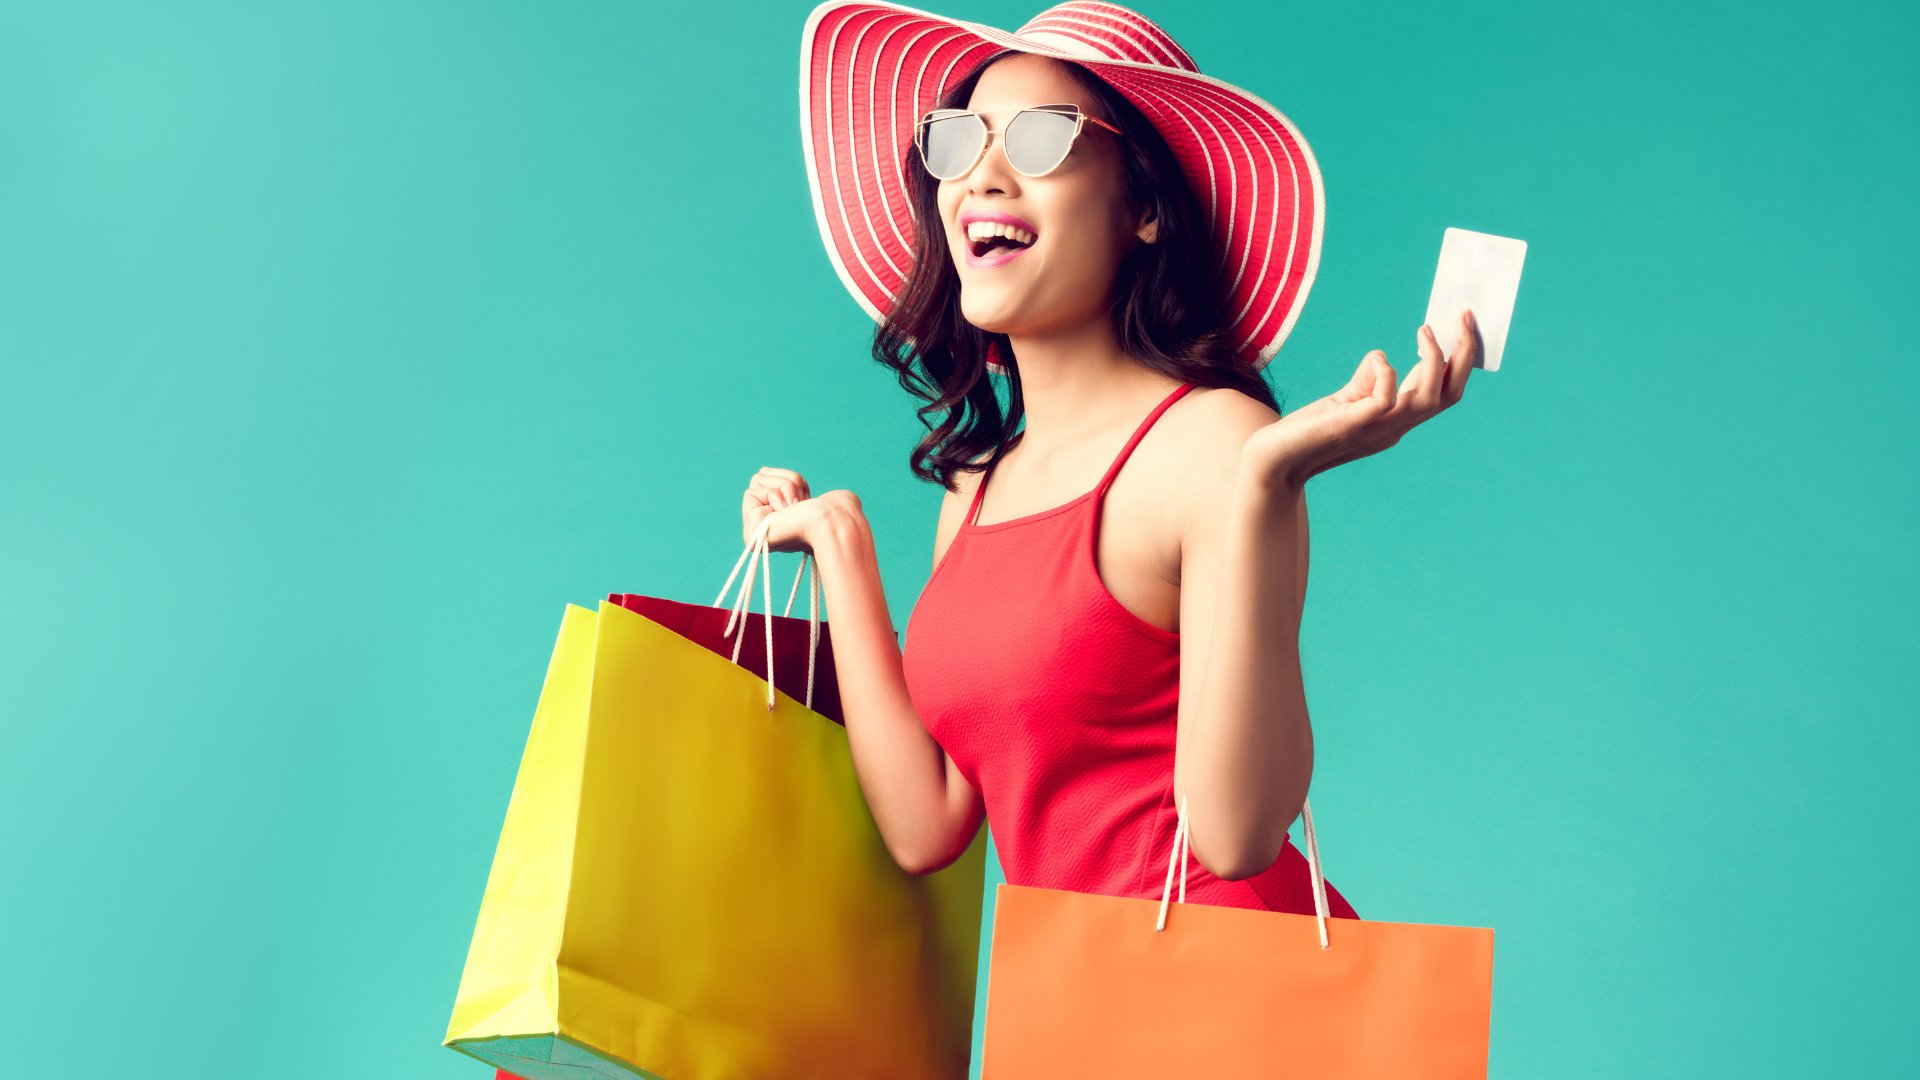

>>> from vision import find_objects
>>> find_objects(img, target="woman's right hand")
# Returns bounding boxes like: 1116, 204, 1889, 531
742, 466, 822, 553
744, 467, 975, 874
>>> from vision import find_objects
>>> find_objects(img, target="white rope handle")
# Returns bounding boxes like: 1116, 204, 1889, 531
1153, 795, 1192, 933
1154, 792, 1331, 950
711, 516, 822, 711
780, 539, 822, 712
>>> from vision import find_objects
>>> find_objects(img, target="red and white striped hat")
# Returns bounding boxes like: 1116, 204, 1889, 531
799, 0, 1323, 370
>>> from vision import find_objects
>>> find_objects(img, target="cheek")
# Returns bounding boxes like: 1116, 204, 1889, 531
1040, 205, 1132, 282
935, 185, 963, 243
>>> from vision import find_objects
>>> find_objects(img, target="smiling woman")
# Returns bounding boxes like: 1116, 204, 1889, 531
881, 49, 1273, 483
768, 0, 1476, 925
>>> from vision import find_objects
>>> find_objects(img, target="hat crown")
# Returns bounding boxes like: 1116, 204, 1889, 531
1011, 2, 1198, 72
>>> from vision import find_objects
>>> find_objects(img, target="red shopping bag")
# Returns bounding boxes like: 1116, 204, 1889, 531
607, 592, 848, 725
609, 538, 867, 725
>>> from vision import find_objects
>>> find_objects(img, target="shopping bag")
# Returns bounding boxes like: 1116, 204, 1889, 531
980, 794, 1494, 1078
603, 592, 848, 725
446, 520, 988, 1079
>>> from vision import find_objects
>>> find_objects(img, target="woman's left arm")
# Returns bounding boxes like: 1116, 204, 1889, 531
1175, 311, 1482, 880
1173, 470, 1313, 881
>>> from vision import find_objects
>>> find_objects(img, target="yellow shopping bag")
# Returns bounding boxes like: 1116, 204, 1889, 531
446, 526, 987, 1078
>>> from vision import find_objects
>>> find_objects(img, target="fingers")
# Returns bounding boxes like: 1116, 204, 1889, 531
750, 467, 812, 511
1403, 312, 1477, 414
742, 470, 810, 550
1401, 326, 1446, 414
1309, 350, 1398, 473
1332, 350, 1394, 408
758, 467, 811, 494
751, 480, 797, 511
1441, 310, 1479, 403
1361, 350, 1397, 416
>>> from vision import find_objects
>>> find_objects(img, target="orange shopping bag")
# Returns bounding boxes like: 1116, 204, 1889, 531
980, 794, 1494, 1078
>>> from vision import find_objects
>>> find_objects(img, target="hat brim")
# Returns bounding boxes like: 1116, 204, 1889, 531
800, 0, 1324, 371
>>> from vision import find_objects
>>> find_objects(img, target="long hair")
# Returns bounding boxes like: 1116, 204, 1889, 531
873, 50, 1285, 490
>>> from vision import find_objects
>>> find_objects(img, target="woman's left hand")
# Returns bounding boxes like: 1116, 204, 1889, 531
1242, 309, 1481, 491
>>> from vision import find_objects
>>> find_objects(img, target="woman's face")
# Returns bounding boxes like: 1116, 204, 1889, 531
935, 55, 1151, 339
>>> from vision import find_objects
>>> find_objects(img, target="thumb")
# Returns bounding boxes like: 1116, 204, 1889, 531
1357, 351, 1397, 415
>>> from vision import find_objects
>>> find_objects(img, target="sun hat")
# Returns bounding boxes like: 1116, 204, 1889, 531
798, 0, 1324, 371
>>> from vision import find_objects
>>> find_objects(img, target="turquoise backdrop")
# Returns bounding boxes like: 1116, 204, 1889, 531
3, 0, 1913, 1076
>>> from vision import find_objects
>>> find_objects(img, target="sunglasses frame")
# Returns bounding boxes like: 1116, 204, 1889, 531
913, 103, 1125, 181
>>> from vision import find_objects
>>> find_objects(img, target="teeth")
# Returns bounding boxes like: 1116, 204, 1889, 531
964, 221, 1036, 245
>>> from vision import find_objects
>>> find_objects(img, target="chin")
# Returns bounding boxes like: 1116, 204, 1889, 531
962, 315, 1016, 335
959, 283, 1045, 334
958, 301, 1020, 336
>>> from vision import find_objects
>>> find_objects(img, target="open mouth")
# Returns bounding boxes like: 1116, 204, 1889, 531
964, 220, 1038, 262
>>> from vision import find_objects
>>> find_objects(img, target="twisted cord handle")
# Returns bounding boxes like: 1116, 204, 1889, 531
712, 516, 821, 710
1154, 793, 1331, 950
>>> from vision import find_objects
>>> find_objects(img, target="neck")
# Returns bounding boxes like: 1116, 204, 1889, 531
1004, 318, 1180, 454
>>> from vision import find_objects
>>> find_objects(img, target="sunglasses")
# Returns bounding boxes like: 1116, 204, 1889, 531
913, 103, 1125, 181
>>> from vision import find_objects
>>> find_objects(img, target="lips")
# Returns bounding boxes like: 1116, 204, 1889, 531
958, 209, 1039, 269
965, 240, 1032, 269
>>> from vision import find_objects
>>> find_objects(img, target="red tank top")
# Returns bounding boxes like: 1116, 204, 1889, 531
904, 380, 1359, 917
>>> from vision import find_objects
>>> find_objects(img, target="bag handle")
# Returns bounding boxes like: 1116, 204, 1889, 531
1153, 793, 1332, 950
711, 515, 822, 712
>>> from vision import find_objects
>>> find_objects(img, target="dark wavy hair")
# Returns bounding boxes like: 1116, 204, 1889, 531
873, 50, 1284, 489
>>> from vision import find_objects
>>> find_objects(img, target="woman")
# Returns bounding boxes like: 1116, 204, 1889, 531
743, 2, 1478, 914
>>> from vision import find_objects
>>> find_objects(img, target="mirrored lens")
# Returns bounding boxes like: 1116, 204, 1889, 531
1004, 109, 1080, 175
920, 112, 987, 179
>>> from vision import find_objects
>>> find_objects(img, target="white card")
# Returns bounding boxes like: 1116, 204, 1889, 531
1423, 227, 1526, 372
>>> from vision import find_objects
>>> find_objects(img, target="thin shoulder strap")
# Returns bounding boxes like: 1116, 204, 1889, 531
964, 433, 1021, 527
964, 458, 992, 526
1094, 381, 1198, 496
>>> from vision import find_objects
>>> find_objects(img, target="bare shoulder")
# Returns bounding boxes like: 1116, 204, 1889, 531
1162, 384, 1281, 453
1146, 385, 1279, 483
1152, 385, 1283, 535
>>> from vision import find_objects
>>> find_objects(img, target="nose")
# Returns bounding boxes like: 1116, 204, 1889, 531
963, 130, 1022, 195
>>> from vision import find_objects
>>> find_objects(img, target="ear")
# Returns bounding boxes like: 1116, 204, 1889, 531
1135, 206, 1159, 245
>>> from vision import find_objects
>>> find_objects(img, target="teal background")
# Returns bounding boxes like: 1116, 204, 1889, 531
2, 0, 1913, 1075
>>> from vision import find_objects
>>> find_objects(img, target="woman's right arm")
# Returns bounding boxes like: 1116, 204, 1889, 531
744, 468, 985, 876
